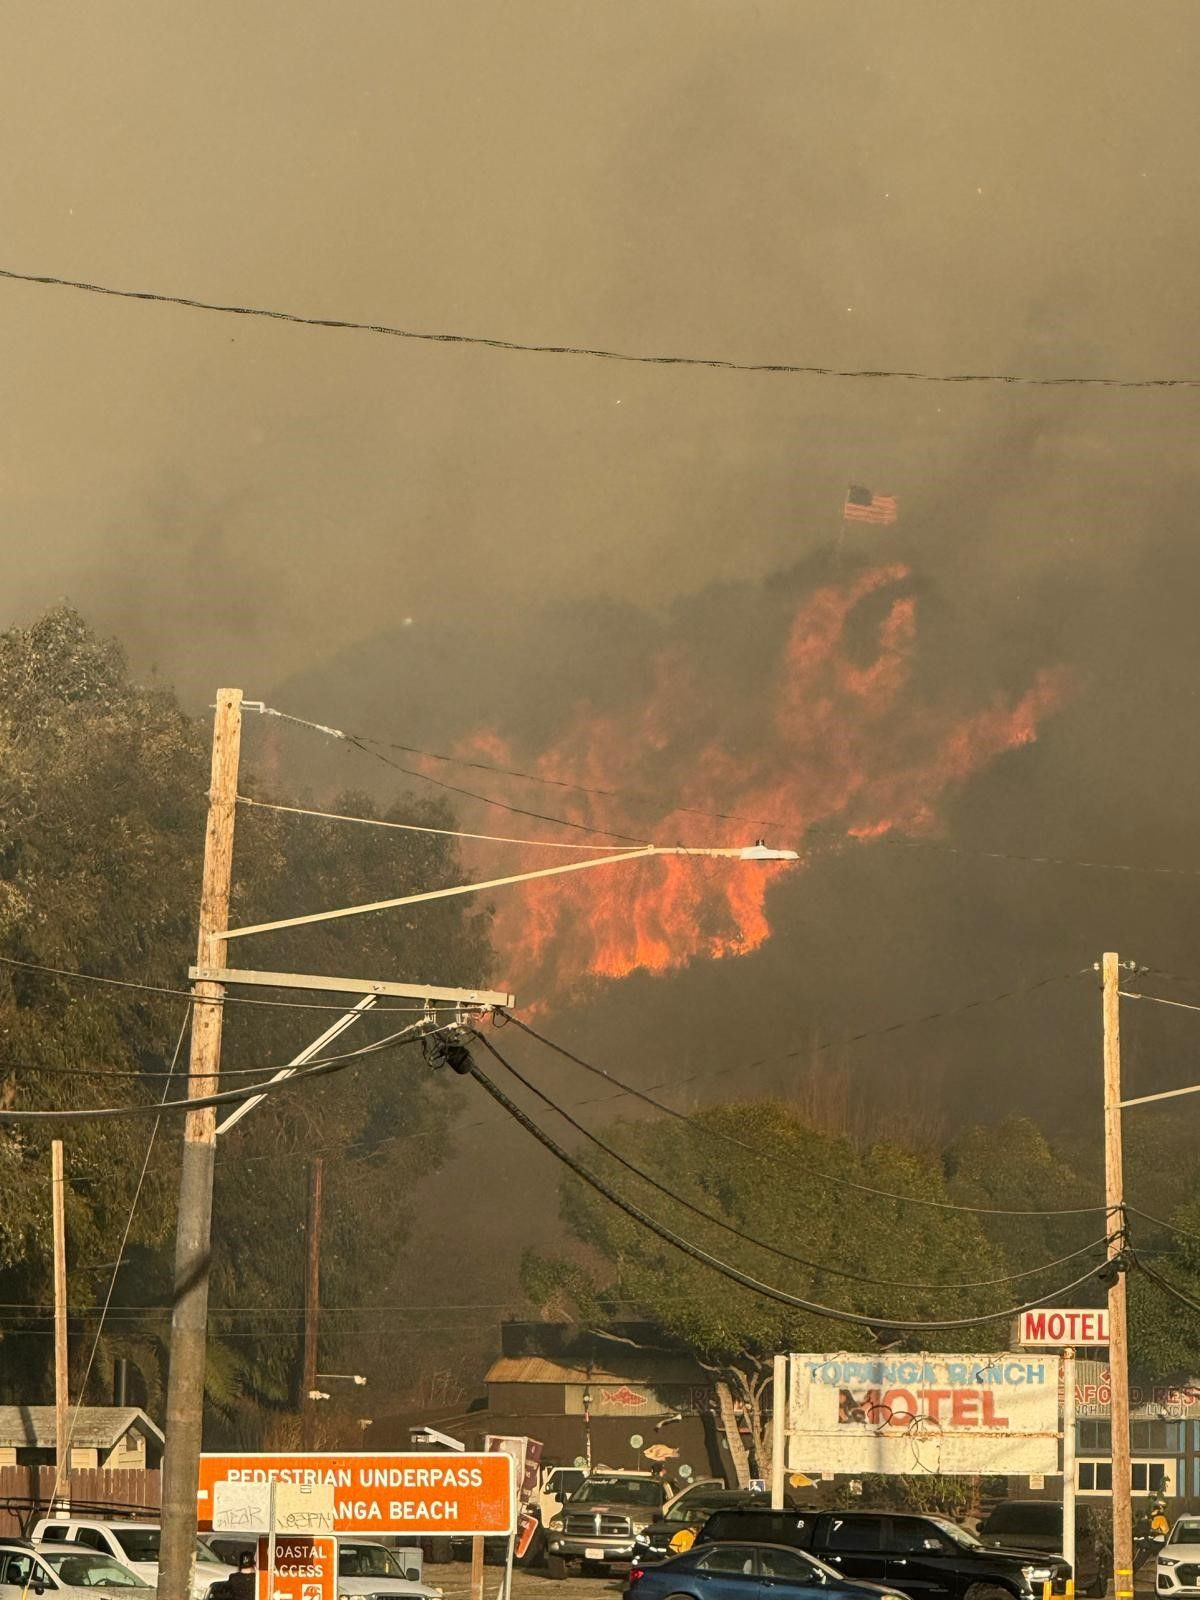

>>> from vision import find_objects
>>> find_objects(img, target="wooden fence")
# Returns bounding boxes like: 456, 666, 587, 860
0, 1466, 160, 1537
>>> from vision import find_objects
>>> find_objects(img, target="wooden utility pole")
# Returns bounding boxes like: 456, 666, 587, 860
51, 1140, 69, 1495
158, 689, 243, 1600
302, 1157, 323, 1449
1102, 952, 1133, 1600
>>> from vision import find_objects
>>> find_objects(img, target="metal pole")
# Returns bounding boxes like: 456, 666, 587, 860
52, 1140, 69, 1500
771, 1354, 787, 1509
158, 688, 243, 1600
1062, 1347, 1076, 1588
1103, 952, 1133, 1600
302, 1158, 324, 1450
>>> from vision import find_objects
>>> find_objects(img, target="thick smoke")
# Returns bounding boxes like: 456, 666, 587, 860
4, 0, 1200, 1358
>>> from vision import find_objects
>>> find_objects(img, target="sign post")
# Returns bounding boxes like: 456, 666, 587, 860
1062, 1348, 1076, 1591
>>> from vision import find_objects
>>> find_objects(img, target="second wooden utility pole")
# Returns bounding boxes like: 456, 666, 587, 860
1102, 951, 1133, 1600
157, 689, 243, 1600
51, 1139, 69, 1495
302, 1156, 323, 1450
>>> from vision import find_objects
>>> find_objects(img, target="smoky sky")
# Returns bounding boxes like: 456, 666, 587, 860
4, 2, 1200, 1352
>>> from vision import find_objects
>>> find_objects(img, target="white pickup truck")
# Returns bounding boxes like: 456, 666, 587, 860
30, 1520, 232, 1600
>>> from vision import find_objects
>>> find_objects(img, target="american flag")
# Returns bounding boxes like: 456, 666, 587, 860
843, 485, 899, 525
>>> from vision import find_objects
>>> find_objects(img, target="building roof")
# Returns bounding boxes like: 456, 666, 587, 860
486, 1353, 707, 1386
0, 1406, 164, 1450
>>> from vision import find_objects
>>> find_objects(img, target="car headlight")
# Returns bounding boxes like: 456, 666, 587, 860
548, 1516, 564, 1531
1022, 1566, 1054, 1583
1160, 1559, 1179, 1568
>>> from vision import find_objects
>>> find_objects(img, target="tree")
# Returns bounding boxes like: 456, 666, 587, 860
530, 1100, 1011, 1478
0, 606, 493, 1430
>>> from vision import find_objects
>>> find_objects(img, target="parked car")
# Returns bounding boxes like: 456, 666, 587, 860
625, 1540, 906, 1600
547, 1471, 673, 1578
334, 1539, 442, 1600
635, 1490, 775, 1561
0, 1540, 153, 1600
697, 1507, 1070, 1600
30, 1520, 232, 1600
976, 1501, 1104, 1597
1156, 1513, 1200, 1595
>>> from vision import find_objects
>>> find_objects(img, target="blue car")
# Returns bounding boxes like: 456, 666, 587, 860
626, 1542, 910, 1600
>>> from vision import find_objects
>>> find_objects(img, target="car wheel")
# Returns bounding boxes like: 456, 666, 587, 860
547, 1555, 569, 1580
964, 1585, 1017, 1600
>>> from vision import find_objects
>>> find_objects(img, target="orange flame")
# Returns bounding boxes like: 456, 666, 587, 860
448, 565, 1068, 1003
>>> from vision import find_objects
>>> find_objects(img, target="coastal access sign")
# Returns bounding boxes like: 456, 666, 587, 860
784, 1353, 1061, 1475
198, 1453, 515, 1538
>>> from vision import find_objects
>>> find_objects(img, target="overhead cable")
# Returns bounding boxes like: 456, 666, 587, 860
349, 734, 1200, 879
44, 1010, 189, 1507
468, 1041, 1110, 1329
5, 265, 1200, 389
0, 1018, 444, 1121
237, 794, 633, 852
248, 705, 1200, 881
475, 1032, 1115, 1291
241, 703, 644, 844
506, 1013, 1108, 1218
1125, 1205, 1200, 1245
1130, 1253, 1200, 1318
0, 952, 440, 1015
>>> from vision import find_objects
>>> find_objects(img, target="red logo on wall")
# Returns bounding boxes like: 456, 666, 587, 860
602, 1386, 648, 1408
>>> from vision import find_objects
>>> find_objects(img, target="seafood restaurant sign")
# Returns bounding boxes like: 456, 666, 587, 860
198, 1454, 515, 1537
785, 1354, 1061, 1475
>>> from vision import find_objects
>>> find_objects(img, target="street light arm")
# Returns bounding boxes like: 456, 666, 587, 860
222, 842, 798, 944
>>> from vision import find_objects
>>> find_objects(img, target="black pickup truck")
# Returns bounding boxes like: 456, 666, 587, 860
696, 1507, 1072, 1600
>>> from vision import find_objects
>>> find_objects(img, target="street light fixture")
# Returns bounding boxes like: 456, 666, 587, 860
218, 841, 800, 945
317, 1373, 367, 1386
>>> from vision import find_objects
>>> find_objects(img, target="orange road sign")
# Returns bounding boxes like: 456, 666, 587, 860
199, 1453, 515, 1537
257, 1536, 335, 1600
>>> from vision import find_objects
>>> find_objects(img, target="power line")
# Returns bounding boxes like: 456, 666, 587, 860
0, 1018, 445, 1121
240, 703, 643, 844
347, 734, 1200, 880
250, 706, 1200, 882
0, 952, 440, 1015
236, 793, 634, 853
506, 1002, 1110, 1219
1130, 1253, 1200, 1319
1125, 1205, 1200, 1245
46, 1011, 190, 1511
467, 1039, 1110, 1330
5, 264, 1200, 389
474, 1031, 1116, 1292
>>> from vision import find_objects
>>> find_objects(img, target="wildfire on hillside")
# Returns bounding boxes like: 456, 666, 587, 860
448, 564, 1067, 1003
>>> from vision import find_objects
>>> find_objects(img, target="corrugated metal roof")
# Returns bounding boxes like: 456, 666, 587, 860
0, 1406, 164, 1449
486, 1354, 705, 1386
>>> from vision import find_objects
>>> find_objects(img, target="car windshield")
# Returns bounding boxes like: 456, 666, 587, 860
571, 1477, 665, 1509
42, 1552, 146, 1588
338, 1546, 405, 1578
929, 1518, 983, 1549
1170, 1522, 1200, 1545
112, 1531, 162, 1564
665, 1496, 727, 1524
